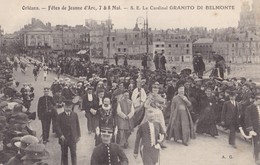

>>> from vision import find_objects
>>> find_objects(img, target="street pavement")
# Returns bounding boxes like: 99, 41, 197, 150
12, 64, 255, 165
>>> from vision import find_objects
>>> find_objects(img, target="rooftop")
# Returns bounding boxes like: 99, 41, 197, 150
193, 38, 213, 44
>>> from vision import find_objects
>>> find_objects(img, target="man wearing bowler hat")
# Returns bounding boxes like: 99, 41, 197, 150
221, 90, 241, 148
56, 100, 81, 165
91, 127, 128, 165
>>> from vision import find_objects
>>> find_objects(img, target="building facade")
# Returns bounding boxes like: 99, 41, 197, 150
192, 38, 214, 62
165, 40, 193, 63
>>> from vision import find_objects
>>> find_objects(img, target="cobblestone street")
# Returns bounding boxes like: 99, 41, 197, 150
11, 63, 255, 165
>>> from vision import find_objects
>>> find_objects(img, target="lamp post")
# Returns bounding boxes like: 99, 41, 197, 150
0, 26, 3, 54
107, 15, 112, 64
136, 12, 149, 67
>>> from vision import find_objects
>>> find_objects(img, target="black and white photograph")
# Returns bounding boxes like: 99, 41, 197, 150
0, 0, 260, 164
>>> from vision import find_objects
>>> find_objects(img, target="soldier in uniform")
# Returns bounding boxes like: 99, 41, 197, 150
245, 92, 260, 164
37, 87, 55, 144
91, 127, 129, 165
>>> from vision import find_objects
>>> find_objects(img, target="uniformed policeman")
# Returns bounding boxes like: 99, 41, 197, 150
91, 127, 128, 165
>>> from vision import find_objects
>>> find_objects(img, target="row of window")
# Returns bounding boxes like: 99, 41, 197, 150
117, 48, 127, 52
107, 37, 116, 41
193, 44, 212, 48
53, 44, 80, 49
231, 43, 260, 48
155, 44, 190, 48
167, 50, 190, 55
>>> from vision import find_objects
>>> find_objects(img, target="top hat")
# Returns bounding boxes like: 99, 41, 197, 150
21, 143, 50, 160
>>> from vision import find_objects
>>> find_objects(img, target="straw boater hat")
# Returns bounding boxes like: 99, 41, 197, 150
14, 135, 39, 150
21, 143, 50, 160
9, 112, 29, 125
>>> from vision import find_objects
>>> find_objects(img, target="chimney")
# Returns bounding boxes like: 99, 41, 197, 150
31, 18, 36, 25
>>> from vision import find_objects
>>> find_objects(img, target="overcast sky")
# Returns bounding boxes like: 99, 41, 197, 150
0, 0, 253, 33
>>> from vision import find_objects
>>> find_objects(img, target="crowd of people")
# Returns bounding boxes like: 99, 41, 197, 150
1, 53, 260, 165
0, 56, 48, 165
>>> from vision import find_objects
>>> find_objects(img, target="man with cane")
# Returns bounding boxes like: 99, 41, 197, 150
56, 100, 81, 165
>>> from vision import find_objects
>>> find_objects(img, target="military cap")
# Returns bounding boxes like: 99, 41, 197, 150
100, 127, 113, 135
21, 143, 50, 160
